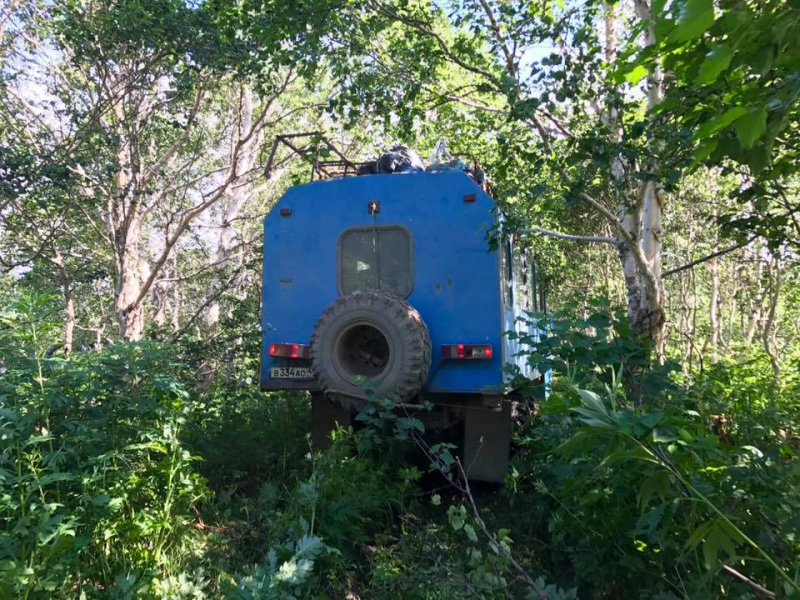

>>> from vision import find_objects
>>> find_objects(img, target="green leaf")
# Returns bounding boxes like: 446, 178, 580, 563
670, 0, 715, 42
555, 429, 607, 456
638, 410, 664, 429
575, 388, 608, 416
625, 65, 649, 85
745, 144, 770, 173
637, 471, 671, 510
717, 518, 746, 545
653, 425, 679, 443
37, 472, 78, 486
703, 525, 736, 568
294, 535, 326, 558
749, 44, 775, 76
577, 417, 617, 430
569, 406, 608, 421
0, 408, 18, 420
448, 505, 467, 531
691, 138, 718, 166
696, 44, 734, 84
694, 107, 747, 140
735, 107, 768, 149
655, 16, 676, 42
686, 520, 715, 549
599, 449, 633, 468
23, 434, 55, 447
464, 523, 478, 543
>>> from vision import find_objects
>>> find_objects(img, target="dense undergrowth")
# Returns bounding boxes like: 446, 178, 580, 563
1, 295, 798, 599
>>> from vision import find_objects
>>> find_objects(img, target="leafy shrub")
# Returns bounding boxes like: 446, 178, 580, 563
225, 533, 339, 600
0, 295, 208, 598
183, 404, 412, 597
185, 386, 311, 494
0, 296, 416, 597
4, 293, 797, 599
507, 304, 800, 598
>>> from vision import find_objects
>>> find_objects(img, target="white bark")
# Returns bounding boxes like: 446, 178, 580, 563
707, 256, 720, 361
744, 242, 764, 347
626, 0, 666, 341
206, 86, 257, 332
115, 213, 145, 340
52, 250, 74, 358
762, 257, 781, 385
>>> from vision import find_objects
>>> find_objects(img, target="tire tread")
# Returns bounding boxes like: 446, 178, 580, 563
310, 291, 431, 406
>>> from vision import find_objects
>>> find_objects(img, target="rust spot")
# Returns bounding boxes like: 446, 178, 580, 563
435, 283, 441, 293
280, 279, 292, 284
446, 278, 453, 288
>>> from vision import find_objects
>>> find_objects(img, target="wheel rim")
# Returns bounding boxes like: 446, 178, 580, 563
333, 321, 393, 383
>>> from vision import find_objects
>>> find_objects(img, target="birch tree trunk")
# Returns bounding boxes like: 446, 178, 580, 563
629, 0, 666, 343
172, 256, 181, 332
762, 257, 782, 385
52, 250, 75, 358
744, 242, 764, 347
707, 256, 720, 361
206, 86, 257, 333
115, 213, 146, 340
63, 286, 75, 358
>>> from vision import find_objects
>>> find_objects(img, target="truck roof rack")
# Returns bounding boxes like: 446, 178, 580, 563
264, 132, 362, 181
451, 153, 495, 197
264, 132, 494, 196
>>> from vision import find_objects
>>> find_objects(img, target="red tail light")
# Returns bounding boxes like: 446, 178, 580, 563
269, 343, 310, 359
441, 344, 493, 360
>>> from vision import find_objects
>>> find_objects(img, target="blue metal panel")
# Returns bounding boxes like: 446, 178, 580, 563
261, 172, 505, 394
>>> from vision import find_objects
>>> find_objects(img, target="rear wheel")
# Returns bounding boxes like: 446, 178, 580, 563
310, 291, 431, 411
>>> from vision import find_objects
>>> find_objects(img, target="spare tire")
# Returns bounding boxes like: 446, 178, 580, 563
311, 291, 431, 408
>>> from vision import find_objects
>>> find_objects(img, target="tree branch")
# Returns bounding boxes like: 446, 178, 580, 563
457, 459, 549, 600
368, 1, 499, 84
518, 227, 620, 246
477, 0, 517, 81
140, 78, 209, 188
663, 237, 755, 278
721, 565, 775, 599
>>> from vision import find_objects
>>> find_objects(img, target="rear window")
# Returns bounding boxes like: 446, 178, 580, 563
339, 226, 413, 297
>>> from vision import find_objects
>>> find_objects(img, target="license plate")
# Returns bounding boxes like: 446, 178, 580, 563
270, 366, 313, 380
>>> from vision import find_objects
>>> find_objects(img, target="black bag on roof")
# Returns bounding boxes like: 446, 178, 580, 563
377, 145, 424, 173
357, 145, 424, 176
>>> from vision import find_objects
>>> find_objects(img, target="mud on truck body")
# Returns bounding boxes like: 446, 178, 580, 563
261, 168, 545, 482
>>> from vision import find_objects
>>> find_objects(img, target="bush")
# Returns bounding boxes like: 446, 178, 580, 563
204, 423, 413, 598
0, 295, 207, 598
507, 305, 800, 598
185, 386, 312, 495
4, 293, 797, 599
0, 296, 416, 599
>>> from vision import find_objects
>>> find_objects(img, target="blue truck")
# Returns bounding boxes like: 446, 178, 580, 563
261, 165, 544, 482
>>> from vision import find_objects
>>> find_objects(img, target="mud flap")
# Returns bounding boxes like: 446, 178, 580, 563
311, 392, 352, 449
463, 400, 511, 483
